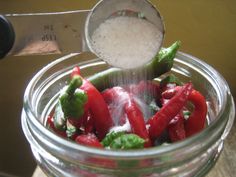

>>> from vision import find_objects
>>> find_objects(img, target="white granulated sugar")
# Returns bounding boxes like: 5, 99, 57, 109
91, 16, 163, 69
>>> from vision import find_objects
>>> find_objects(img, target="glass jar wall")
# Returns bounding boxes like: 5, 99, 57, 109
22, 52, 235, 177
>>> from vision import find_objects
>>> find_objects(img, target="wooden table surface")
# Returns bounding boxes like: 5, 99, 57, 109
33, 121, 236, 177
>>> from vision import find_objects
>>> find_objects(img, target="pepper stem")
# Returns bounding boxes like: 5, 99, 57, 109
157, 41, 181, 63
66, 75, 82, 95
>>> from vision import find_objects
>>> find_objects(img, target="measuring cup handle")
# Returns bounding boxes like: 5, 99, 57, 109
0, 15, 15, 59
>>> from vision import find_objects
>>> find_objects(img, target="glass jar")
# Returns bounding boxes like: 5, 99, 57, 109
22, 51, 235, 177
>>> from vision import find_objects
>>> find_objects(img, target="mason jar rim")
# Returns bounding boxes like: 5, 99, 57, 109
22, 52, 235, 160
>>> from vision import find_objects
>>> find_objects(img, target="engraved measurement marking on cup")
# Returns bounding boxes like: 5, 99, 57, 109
41, 25, 57, 41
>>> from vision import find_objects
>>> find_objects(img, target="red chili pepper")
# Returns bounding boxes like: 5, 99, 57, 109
71, 66, 81, 77
102, 87, 119, 104
103, 87, 151, 147
161, 85, 186, 142
67, 117, 83, 129
124, 98, 152, 147
161, 86, 181, 99
147, 83, 193, 140
75, 133, 103, 148
118, 112, 127, 126
47, 115, 67, 138
82, 111, 94, 134
126, 81, 161, 98
72, 67, 95, 134
80, 80, 113, 140
67, 109, 95, 134
107, 104, 127, 126
102, 87, 127, 125
168, 113, 186, 142
72, 66, 113, 140
185, 89, 207, 137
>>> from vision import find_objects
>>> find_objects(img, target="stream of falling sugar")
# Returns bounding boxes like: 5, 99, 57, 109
106, 69, 159, 131
91, 15, 163, 131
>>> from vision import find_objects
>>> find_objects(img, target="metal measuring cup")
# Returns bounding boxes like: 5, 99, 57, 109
0, 0, 165, 65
